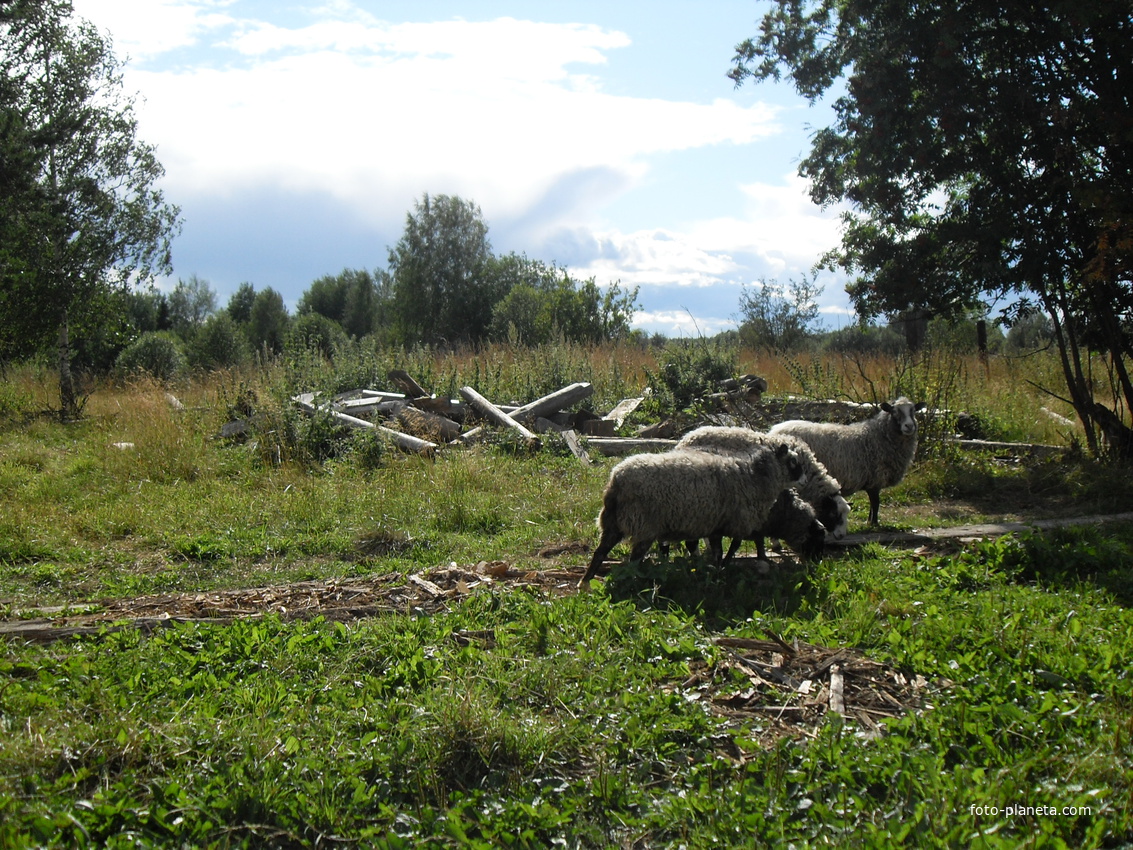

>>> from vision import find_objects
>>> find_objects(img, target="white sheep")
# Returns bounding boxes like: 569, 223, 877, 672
577, 443, 804, 589
675, 426, 850, 553
769, 397, 925, 526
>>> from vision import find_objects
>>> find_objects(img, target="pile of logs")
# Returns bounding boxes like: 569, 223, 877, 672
285, 369, 1069, 463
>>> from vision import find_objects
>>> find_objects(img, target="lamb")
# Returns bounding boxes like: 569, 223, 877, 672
674, 426, 850, 552
577, 443, 804, 589
769, 396, 926, 526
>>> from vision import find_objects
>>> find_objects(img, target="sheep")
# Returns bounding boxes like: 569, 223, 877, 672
769, 397, 926, 526
674, 426, 850, 553
577, 443, 804, 589
762, 488, 827, 562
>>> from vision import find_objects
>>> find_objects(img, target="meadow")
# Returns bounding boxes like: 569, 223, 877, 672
0, 341, 1130, 848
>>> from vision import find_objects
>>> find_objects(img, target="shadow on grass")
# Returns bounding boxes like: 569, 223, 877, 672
963, 523, 1133, 606
602, 551, 814, 627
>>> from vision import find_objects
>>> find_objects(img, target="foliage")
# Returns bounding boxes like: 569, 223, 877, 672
0, 0, 181, 416
731, 1, 1133, 457
297, 268, 390, 340
113, 331, 186, 381
246, 287, 290, 356
487, 253, 639, 346
286, 312, 348, 361
226, 282, 257, 325
387, 194, 497, 346
188, 311, 249, 370
167, 274, 217, 339
643, 337, 737, 413
737, 274, 824, 352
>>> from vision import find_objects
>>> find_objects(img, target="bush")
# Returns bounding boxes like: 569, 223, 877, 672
189, 312, 249, 370
114, 331, 186, 381
287, 312, 349, 360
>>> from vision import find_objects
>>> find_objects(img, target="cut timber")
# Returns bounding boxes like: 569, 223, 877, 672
293, 397, 437, 455
397, 407, 462, 443
585, 437, 678, 456
828, 665, 845, 715
388, 369, 429, 398
560, 429, 593, 465
458, 382, 593, 442
458, 386, 542, 448
603, 397, 643, 427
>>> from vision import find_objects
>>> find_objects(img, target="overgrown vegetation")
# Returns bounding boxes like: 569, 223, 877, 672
0, 348, 1131, 846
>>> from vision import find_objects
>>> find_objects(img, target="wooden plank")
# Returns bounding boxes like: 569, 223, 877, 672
509, 382, 593, 422
828, 665, 845, 715
458, 386, 541, 448
560, 429, 594, 465
602, 396, 643, 427
388, 369, 430, 398
293, 397, 438, 455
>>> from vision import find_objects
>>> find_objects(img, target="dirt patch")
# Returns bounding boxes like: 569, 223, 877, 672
0, 561, 582, 644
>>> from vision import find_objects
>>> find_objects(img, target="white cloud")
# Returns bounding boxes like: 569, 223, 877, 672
632, 309, 737, 337
73, 0, 234, 60
74, 6, 779, 232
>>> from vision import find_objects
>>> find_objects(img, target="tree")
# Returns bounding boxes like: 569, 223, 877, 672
227, 282, 256, 325
0, 1, 181, 418
486, 253, 640, 345
736, 274, 823, 352
167, 274, 217, 338
297, 268, 388, 339
387, 194, 498, 345
246, 287, 289, 356
731, 1, 1133, 455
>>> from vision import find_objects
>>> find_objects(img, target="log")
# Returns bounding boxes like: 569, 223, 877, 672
293, 397, 438, 455
458, 386, 542, 448
388, 369, 430, 398
396, 407, 462, 443
456, 382, 592, 442
560, 429, 593, 465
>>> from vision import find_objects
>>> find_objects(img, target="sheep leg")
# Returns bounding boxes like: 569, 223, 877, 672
683, 539, 700, 556
720, 536, 742, 565
866, 488, 881, 526
579, 524, 623, 588
628, 540, 653, 562
755, 536, 767, 560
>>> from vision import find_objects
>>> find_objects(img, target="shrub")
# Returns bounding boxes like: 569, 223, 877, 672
189, 312, 249, 370
114, 331, 186, 381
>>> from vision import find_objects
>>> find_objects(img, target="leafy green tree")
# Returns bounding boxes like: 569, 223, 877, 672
736, 274, 823, 352
287, 312, 347, 359
297, 268, 389, 339
246, 287, 289, 356
0, 0, 181, 418
168, 274, 217, 340
487, 253, 640, 345
731, 1, 1133, 455
387, 194, 499, 345
227, 282, 257, 325
189, 312, 248, 370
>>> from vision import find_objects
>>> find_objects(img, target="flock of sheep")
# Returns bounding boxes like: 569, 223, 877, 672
578, 397, 926, 589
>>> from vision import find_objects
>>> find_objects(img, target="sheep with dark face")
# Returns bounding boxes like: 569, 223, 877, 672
578, 443, 804, 589
762, 488, 827, 562
675, 426, 850, 553
769, 397, 925, 526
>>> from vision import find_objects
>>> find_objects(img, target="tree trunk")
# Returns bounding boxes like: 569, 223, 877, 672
58, 307, 78, 422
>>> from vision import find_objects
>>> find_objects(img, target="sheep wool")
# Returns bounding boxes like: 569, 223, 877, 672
675, 426, 850, 542
769, 396, 926, 526
578, 443, 803, 589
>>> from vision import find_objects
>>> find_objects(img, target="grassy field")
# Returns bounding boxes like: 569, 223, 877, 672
0, 344, 1131, 847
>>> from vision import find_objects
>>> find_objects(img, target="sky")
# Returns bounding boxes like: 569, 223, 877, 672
70, 0, 856, 336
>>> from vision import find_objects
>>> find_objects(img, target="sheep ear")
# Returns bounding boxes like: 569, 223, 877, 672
775, 444, 789, 458
915, 402, 927, 411
880, 402, 894, 413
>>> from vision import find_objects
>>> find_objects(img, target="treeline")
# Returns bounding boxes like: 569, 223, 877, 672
54, 194, 641, 378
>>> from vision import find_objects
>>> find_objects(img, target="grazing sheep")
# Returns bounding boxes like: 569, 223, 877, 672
769, 397, 926, 526
761, 488, 826, 562
578, 443, 804, 589
675, 426, 850, 550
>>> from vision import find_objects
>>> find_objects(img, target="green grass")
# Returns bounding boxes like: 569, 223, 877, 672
1, 352, 1132, 846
